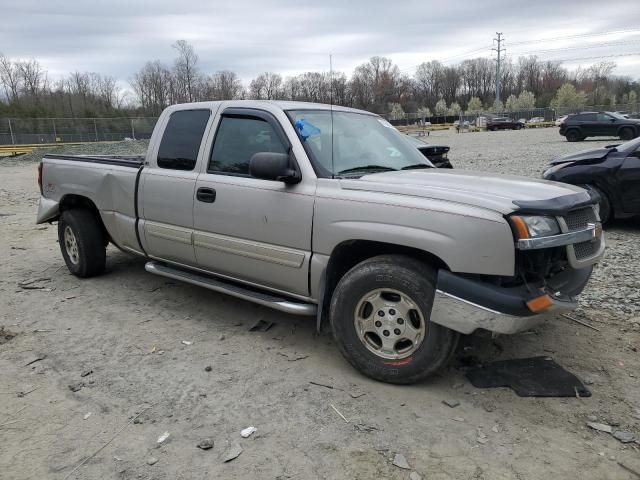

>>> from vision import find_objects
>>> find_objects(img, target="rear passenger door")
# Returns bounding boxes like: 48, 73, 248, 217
578, 113, 598, 137
140, 108, 213, 266
192, 108, 315, 297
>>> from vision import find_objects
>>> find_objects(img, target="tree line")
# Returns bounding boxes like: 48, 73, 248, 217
1, 40, 639, 118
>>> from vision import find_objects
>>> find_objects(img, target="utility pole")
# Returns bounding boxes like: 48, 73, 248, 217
493, 32, 505, 105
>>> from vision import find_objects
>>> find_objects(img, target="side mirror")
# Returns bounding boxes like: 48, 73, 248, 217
249, 152, 301, 184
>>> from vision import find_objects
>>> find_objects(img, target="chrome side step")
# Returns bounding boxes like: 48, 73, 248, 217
145, 261, 317, 316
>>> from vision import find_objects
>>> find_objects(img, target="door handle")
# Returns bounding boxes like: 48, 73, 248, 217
197, 187, 216, 203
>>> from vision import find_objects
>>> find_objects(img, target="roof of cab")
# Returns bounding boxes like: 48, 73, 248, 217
165, 100, 376, 116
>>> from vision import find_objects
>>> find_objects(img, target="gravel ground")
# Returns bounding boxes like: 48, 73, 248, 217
1, 129, 639, 480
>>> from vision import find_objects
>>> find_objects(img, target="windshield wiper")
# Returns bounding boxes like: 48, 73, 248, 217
401, 163, 434, 170
337, 165, 397, 175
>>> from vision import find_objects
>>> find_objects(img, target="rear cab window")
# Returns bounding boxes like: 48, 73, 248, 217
157, 109, 211, 170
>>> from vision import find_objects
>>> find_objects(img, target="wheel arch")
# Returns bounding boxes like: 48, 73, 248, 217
58, 194, 111, 243
315, 239, 450, 332
617, 124, 639, 137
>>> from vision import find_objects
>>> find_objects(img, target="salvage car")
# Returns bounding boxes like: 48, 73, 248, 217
37, 100, 604, 384
559, 111, 640, 142
405, 135, 452, 168
486, 117, 524, 131
543, 136, 640, 224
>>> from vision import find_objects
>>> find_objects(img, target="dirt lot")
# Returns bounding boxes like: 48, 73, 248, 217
1, 128, 639, 479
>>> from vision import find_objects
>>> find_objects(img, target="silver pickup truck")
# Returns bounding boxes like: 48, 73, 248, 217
37, 101, 605, 384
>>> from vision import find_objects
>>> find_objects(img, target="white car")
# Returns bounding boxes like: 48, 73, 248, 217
555, 115, 568, 126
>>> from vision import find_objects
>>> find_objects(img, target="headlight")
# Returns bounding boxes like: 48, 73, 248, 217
510, 215, 561, 239
542, 162, 572, 179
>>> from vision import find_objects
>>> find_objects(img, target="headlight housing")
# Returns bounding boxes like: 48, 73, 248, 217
510, 215, 561, 239
542, 162, 572, 179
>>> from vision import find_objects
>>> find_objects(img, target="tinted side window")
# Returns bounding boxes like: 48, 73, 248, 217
577, 113, 597, 122
157, 109, 211, 170
597, 113, 613, 122
209, 116, 287, 175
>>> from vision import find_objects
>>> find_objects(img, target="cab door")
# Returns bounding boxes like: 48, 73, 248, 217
192, 108, 315, 297
619, 149, 640, 213
139, 108, 213, 266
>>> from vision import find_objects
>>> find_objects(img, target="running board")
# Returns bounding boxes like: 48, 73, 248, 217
145, 261, 317, 316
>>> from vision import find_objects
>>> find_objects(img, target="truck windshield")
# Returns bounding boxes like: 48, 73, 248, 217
287, 110, 433, 177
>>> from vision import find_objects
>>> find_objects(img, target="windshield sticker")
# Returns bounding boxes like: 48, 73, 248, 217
295, 119, 321, 141
377, 118, 394, 129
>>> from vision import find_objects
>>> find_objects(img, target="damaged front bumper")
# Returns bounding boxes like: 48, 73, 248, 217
429, 268, 591, 335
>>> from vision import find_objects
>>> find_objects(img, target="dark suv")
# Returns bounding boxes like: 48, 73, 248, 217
559, 111, 640, 142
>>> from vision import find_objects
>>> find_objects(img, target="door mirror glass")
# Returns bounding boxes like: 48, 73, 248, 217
249, 152, 300, 184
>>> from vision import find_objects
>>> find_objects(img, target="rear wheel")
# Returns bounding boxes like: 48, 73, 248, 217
58, 209, 106, 277
619, 127, 636, 141
330, 255, 459, 384
565, 129, 582, 142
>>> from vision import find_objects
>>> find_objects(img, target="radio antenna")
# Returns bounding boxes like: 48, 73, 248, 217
329, 53, 335, 179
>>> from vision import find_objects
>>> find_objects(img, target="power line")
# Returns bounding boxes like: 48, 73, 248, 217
533, 52, 640, 63
507, 28, 640, 47
397, 45, 493, 74
512, 40, 640, 56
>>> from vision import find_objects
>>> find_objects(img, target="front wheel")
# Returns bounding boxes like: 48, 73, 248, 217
587, 185, 612, 225
58, 209, 106, 277
329, 255, 459, 384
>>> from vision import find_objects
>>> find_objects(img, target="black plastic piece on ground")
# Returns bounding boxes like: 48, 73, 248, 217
465, 356, 591, 397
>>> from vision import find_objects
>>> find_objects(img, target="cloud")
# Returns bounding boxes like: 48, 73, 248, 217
1, 0, 639, 84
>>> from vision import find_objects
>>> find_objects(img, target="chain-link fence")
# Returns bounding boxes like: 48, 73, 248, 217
0, 117, 159, 145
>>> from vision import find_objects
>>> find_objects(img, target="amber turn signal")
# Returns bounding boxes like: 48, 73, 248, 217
526, 294, 554, 313
510, 215, 530, 240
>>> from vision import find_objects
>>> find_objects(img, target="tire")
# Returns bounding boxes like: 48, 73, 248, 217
619, 127, 636, 141
565, 129, 582, 142
58, 209, 106, 277
587, 185, 612, 225
329, 255, 459, 384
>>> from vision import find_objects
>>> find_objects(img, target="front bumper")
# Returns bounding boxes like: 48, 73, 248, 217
429, 269, 590, 334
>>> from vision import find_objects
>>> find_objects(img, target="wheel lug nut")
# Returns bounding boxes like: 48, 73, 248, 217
383, 330, 390, 337
394, 328, 401, 335
397, 318, 404, 324
389, 309, 396, 315
377, 310, 385, 317
375, 321, 382, 327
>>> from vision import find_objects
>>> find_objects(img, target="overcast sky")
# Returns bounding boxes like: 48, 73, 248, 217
2, 0, 640, 85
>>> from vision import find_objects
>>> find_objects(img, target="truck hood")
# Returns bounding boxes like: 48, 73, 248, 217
549, 147, 613, 165
341, 169, 589, 215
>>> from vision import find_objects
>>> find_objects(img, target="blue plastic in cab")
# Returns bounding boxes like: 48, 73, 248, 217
294, 119, 321, 140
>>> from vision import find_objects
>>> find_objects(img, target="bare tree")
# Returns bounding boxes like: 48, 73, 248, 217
0, 54, 22, 102
203, 70, 243, 100
172, 40, 199, 102
249, 72, 283, 100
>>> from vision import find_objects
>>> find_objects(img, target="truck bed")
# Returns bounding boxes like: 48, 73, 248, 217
45, 154, 145, 168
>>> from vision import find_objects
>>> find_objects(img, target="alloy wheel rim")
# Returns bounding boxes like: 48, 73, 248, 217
353, 288, 425, 360
64, 226, 80, 265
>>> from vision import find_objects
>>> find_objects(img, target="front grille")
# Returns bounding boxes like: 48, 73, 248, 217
573, 240, 598, 260
565, 206, 597, 231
